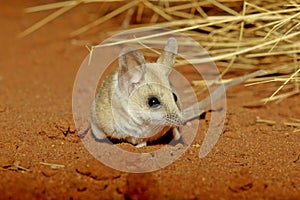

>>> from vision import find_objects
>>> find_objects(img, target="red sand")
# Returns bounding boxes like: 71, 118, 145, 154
1, 1, 300, 199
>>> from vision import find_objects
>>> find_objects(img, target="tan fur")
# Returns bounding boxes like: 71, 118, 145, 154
91, 38, 182, 146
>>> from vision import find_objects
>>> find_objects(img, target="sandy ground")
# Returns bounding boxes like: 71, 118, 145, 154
1, 1, 300, 199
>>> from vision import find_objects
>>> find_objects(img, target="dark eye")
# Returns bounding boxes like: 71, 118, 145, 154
148, 96, 161, 109
173, 93, 178, 102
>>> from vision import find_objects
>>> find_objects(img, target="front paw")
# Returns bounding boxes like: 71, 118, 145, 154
135, 142, 147, 148
173, 127, 181, 140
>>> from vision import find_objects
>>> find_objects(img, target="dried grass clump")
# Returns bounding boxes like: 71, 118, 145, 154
20, 0, 299, 103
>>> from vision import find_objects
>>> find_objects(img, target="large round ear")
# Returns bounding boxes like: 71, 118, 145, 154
157, 37, 178, 67
119, 47, 145, 75
118, 47, 146, 95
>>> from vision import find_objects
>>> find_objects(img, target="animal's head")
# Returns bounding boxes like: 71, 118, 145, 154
116, 38, 182, 130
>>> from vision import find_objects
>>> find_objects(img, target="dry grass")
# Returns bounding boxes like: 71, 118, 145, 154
20, 0, 300, 103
